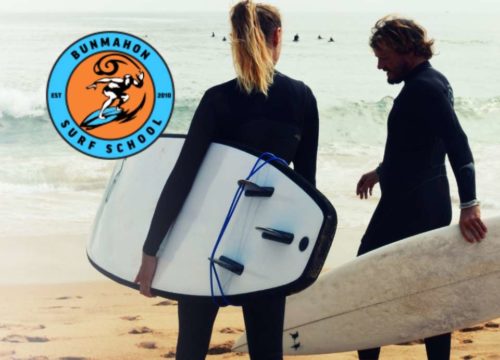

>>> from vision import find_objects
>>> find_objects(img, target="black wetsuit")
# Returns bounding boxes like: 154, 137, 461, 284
357, 61, 476, 360
143, 72, 319, 360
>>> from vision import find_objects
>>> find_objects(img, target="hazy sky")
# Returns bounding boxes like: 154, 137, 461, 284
1, 0, 499, 13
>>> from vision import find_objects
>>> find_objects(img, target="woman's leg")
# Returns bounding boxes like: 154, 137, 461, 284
242, 294, 286, 360
176, 297, 219, 360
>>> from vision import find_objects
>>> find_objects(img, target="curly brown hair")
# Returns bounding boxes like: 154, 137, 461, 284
369, 15, 434, 59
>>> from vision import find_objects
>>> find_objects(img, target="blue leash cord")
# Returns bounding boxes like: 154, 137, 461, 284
209, 152, 288, 306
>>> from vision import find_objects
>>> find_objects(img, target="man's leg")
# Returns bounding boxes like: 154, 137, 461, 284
356, 198, 392, 359
99, 91, 117, 118
118, 94, 129, 109
358, 348, 381, 360
424, 333, 451, 360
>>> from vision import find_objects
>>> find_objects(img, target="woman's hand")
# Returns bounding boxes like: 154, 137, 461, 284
134, 253, 158, 297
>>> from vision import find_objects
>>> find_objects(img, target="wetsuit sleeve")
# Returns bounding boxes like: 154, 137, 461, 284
426, 85, 476, 203
142, 91, 217, 256
293, 88, 319, 186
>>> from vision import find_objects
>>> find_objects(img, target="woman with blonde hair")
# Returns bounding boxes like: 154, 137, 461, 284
135, 1, 319, 359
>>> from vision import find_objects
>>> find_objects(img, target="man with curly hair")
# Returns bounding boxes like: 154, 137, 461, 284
355, 16, 487, 360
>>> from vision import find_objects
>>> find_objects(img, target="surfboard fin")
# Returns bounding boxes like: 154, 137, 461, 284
256, 227, 294, 244
209, 256, 244, 276
238, 180, 274, 197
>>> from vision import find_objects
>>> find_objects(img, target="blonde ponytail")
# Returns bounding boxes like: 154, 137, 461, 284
230, 1, 281, 95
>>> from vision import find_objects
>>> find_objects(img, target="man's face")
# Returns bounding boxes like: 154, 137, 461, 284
373, 44, 412, 84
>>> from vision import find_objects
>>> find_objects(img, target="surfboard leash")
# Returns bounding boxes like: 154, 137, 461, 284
209, 152, 288, 306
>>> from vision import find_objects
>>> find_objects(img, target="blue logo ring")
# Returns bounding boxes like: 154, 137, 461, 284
47, 31, 175, 159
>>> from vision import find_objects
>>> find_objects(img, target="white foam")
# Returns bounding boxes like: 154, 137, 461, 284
0, 86, 46, 120
0, 152, 115, 192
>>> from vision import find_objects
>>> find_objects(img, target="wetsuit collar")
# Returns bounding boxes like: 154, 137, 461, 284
404, 60, 431, 82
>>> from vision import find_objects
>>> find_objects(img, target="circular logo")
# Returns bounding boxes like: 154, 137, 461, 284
47, 31, 174, 159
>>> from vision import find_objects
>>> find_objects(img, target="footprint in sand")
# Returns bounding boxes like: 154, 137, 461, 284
0, 324, 45, 331
1, 334, 49, 343
121, 315, 141, 321
207, 341, 234, 355
485, 321, 499, 329
54, 296, 82, 300
219, 327, 244, 334
460, 326, 484, 332
59, 357, 89, 360
461, 339, 474, 344
162, 351, 175, 358
463, 355, 474, 360
154, 300, 177, 306
137, 341, 157, 349
129, 327, 153, 335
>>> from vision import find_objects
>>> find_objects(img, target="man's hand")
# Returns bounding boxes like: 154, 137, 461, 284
460, 205, 487, 243
134, 253, 158, 297
356, 170, 379, 199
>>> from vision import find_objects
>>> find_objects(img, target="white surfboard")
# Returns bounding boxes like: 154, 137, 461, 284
233, 216, 500, 354
87, 135, 337, 301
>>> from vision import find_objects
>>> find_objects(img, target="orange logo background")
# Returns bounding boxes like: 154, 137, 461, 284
67, 51, 155, 140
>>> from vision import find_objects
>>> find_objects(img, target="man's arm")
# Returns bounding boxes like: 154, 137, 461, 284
426, 83, 487, 242
356, 169, 379, 199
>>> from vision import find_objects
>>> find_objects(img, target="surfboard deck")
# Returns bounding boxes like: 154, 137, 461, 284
87, 135, 337, 301
233, 216, 500, 354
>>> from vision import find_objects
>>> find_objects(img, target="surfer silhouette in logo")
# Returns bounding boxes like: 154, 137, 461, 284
86, 72, 144, 119
81, 72, 146, 130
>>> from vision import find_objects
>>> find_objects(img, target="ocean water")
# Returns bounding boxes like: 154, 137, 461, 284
0, 11, 499, 282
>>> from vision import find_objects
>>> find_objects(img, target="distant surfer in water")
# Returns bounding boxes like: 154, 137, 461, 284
293, 33, 299, 42
355, 16, 486, 360
86, 72, 144, 119
135, 1, 319, 359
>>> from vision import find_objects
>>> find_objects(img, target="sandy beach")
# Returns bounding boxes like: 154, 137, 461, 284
1, 280, 499, 360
